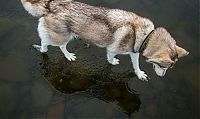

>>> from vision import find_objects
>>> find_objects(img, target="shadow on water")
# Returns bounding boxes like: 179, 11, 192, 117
40, 54, 141, 116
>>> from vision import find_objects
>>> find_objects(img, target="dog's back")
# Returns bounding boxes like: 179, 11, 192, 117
56, 1, 114, 46
21, 0, 154, 48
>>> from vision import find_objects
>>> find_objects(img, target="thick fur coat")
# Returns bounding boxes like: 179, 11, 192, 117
21, 0, 189, 81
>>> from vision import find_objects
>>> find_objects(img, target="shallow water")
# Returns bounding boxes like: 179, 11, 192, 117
0, 0, 199, 118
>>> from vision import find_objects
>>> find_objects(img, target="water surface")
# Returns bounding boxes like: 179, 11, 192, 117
0, 0, 199, 118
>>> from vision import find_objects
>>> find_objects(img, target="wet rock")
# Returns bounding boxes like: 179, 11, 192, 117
0, 83, 16, 118
47, 101, 65, 119
145, 103, 157, 117
0, 51, 29, 81
31, 81, 53, 112
102, 0, 121, 5
64, 97, 128, 118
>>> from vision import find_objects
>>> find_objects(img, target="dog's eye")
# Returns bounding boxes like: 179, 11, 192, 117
158, 65, 166, 68
153, 63, 165, 68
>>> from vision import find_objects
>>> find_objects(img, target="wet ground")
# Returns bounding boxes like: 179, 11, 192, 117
0, 0, 199, 118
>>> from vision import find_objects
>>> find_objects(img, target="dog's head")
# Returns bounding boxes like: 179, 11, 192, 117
143, 27, 189, 77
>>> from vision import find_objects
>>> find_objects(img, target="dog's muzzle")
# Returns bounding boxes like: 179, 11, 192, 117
153, 64, 167, 77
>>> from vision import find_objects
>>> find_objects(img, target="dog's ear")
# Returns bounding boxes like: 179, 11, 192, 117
175, 45, 189, 58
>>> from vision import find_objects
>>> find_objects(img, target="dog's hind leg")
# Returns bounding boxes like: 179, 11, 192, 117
59, 42, 77, 61
32, 43, 48, 53
33, 17, 51, 53
35, 17, 77, 61
107, 50, 119, 65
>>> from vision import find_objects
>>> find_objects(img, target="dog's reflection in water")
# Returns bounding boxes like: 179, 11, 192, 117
40, 54, 141, 115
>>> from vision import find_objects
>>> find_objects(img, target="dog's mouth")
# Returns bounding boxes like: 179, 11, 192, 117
153, 64, 167, 77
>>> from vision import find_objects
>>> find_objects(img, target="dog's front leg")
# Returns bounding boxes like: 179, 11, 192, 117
129, 53, 148, 81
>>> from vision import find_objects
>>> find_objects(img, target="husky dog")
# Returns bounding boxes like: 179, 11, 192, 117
21, 0, 189, 81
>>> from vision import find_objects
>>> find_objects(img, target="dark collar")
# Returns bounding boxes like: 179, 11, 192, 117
139, 30, 154, 53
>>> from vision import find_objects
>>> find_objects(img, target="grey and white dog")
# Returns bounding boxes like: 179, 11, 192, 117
21, 0, 189, 81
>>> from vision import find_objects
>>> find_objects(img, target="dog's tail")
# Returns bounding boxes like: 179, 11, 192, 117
21, 0, 52, 17
21, 0, 74, 17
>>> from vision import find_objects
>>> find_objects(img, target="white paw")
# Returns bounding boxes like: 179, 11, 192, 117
135, 70, 148, 81
110, 58, 119, 65
65, 53, 77, 61
32, 44, 47, 53
32, 44, 41, 51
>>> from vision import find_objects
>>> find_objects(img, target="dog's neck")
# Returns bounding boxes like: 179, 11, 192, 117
138, 30, 155, 53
